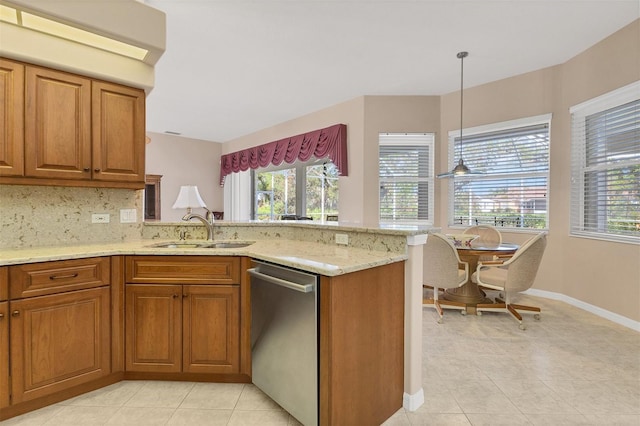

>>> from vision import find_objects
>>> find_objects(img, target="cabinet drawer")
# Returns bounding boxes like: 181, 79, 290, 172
126, 256, 240, 284
0, 267, 7, 301
9, 257, 110, 299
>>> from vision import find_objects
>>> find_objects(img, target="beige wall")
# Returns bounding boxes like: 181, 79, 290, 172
223, 97, 367, 224
440, 20, 640, 322
223, 19, 640, 322
556, 20, 640, 319
222, 96, 440, 225
363, 96, 441, 225
146, 132, 223, 222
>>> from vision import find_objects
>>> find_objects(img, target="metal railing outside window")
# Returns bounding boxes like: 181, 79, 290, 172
447, 115, 551, 230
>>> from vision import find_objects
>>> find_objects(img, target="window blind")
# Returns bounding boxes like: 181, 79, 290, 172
570, 81, 640, 243
379, 133, 434, 223
449, 119, 550, 229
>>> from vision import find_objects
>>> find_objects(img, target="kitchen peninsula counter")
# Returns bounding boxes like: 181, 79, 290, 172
0, 221, 431, 275
0, 221, 432, 421
0, 238, 404, 275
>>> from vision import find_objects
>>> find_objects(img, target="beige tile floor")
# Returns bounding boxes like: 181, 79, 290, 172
2, 294, 639, 425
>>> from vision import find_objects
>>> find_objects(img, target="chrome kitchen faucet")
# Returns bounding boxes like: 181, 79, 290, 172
182, 211, 215, 241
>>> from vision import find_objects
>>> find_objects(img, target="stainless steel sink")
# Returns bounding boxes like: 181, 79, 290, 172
147, 241, 253, 249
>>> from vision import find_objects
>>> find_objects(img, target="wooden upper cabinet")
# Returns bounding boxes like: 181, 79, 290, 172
0, 59, 24, 177
92, 81, 145, 183
0, 58, 147, 188
24, 65, 92, 180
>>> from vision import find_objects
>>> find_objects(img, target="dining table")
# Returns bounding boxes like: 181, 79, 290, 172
444, 242, 519, 314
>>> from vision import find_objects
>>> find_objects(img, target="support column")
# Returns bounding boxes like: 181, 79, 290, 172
403, 233, 427, 411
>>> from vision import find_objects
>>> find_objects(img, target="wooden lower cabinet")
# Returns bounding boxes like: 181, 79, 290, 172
0, 300, 8, 409
125, 284, 240, 374
125, 284, 181, 372
9, 286, 111, 405
0, 267, 8, 409
183, 285, 240, 374
320, 261, 405, 426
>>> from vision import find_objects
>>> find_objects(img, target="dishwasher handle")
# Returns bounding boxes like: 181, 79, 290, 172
248, 268, 314, 293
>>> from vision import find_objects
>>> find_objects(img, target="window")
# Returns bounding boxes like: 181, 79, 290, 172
379, 133, 434, 224
305, 163, 339, 220
448, 115, 551, 230
570, 82, 640, 244
252, 160, 339, 221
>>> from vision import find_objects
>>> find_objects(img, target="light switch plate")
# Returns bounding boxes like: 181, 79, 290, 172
91, 213, 110, 223
120, 209, 137, 223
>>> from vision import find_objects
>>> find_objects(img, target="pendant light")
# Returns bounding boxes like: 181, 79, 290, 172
437, 51, 483, 178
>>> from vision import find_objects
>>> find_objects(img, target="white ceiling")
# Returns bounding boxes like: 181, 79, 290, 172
144, 0, 639, 143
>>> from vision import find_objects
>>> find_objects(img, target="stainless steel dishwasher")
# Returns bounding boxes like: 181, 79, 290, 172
249, 260, 319, 426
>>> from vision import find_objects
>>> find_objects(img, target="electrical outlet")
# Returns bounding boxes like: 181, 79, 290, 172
335, 233, 349, 245
120, 209, 137, 223
91, 213, 110, 223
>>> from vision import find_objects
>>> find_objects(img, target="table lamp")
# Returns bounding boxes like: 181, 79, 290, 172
172, 185, 207, 214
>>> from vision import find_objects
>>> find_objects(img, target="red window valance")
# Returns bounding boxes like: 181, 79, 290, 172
219, 123, 348, 185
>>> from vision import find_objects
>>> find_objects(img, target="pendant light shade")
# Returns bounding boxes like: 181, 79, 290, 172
437, 51, 483, 178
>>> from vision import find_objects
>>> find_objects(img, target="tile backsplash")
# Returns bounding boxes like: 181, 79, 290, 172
0, 185, 143, 249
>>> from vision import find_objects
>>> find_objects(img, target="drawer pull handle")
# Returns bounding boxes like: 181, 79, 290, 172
50, 273, 79, 280
11, 310, 19, 317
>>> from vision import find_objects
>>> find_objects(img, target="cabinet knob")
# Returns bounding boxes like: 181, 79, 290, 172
83, 168, 90, 172
172, 294, 179, 299
11, 310, 19, 317
94, 168, 101, 173
0, 313, 4, 319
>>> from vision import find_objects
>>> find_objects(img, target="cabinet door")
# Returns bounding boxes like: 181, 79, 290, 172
10, 287, 110, 404
0, 58, 24, 177
92, 81, 145, 183
0, 301, 8, 408
125, 284, 182, 372
24, 66, 92, 180
0, 268, 7, 407
183, 285, 240, 374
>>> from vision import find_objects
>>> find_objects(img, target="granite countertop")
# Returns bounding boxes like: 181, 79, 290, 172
0, 238, 407, 276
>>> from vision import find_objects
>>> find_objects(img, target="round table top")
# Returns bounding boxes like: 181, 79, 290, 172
456, 243, 519, 253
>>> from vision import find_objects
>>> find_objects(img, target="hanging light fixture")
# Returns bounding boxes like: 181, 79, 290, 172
437, 51, 483, 178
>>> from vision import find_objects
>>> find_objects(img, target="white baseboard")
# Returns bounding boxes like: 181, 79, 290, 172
403, 388, 424, 412
524, 288, 640, 332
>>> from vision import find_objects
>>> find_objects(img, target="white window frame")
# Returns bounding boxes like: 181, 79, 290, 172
250, 158, 339, 221
570, 81, 640, 244
447, 114, 552, 231
379, 133, 435, 225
